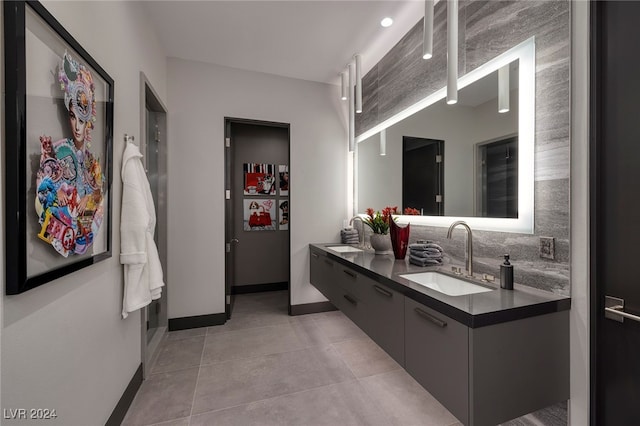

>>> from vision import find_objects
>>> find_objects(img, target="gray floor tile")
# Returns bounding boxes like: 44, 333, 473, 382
501, 401, 568, 426
165, 327, 207, 341
151, 336, 204, 374
288, 315, 333, 348
192, 346, 355, 414
190, 380, 390, 426
123, 368, 199, 426
149, 418, 190, 426
312, 312, 367, 343
359, 369, 460, 426
207, 309, 291, 334
231, 291, 289, 313
305, 309, 347, 320
332, 337, 401, 378
201, 323, 309, 365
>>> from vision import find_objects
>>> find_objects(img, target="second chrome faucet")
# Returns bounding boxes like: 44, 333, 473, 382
446, 220, 474, 278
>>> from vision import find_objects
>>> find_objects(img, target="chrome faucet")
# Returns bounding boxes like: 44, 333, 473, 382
446, 220, 474, 278
349, 216, 364, 248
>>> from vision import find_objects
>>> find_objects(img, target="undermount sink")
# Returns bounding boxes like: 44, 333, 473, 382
327, 245, 363, 253
399, 272, 494, 296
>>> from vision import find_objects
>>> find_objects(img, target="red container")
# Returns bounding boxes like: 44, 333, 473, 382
390, 219, 410, 260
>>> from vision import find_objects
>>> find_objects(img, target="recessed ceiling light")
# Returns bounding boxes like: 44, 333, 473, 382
381, 17, 393, 28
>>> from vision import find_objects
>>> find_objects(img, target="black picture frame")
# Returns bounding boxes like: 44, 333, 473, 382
4, 1, 114, 294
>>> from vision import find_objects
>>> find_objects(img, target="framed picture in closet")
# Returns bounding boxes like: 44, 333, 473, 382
4, 1, 114, 294
243, 163, 276, 195
279, 165, 289, 196
243, 199, 277, 231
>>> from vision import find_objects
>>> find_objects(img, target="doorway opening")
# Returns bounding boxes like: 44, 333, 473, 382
140, 74, 168, 376
402, 136, 444, 215
475, 136, 518, 218
224, 118, 291, 319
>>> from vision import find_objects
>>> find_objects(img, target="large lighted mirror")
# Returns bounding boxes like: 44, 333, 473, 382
355, 37, 535, 234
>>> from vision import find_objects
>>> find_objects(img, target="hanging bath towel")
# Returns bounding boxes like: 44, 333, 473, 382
120, 141, 164, 319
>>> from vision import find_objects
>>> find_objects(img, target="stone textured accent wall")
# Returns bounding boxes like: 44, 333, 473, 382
356, 0, 571, 296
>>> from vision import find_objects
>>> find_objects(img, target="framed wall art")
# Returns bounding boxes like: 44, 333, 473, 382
243, 199, 276, 231
278, 199, 289, 231
4, 1, 114, 294
279, 165, 289, 196
243, 163, 276, 195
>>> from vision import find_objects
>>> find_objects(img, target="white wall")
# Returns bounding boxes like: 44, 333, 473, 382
569, 1, 590, 424
1, 2, 167, 424
167, 58, 346, 317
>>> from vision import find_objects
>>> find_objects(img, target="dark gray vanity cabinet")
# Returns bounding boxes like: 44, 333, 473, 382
358, 277, 405, 364
336, 265, 405, 364
310, 251, 341, 303
405, 298, 569, 426
405, 298, 470, 425
332, 265, 367, 326
311, 252, 405, 365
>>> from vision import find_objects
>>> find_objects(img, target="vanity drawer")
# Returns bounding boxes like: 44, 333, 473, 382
360, 278, 405, 365
334, 267, 404, 365
309, 252, 340, 303
405, 298, 469, 425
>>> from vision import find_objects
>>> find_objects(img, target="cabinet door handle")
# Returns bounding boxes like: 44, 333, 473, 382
342, 270, 357, 279
414, 308, 447, 328
373, 285, 392, 298
343, 294, 358, 306
311, 253, 319, 259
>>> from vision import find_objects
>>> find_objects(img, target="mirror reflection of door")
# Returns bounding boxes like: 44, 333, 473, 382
402, 137, 444, 216
477, 137, 518, 218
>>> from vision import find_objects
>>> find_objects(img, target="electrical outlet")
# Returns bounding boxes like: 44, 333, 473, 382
539, 236, 555, 260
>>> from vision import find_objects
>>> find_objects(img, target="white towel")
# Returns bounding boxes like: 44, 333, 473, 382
120, 141, 164, 318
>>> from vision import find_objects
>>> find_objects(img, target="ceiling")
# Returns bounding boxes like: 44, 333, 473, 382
141, 1, 425, 85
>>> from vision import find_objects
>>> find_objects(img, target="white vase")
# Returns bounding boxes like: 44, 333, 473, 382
369, 233, 392, 255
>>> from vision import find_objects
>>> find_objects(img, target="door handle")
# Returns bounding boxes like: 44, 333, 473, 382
226, 239, 239, 253
605, 295, 640, 323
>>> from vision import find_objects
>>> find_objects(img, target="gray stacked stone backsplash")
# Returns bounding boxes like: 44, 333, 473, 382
355, 0, 571, 297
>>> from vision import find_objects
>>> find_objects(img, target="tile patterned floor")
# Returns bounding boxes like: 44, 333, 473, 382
123, 291, 566, 426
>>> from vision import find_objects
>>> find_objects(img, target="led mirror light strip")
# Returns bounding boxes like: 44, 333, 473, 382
380, 129, 387, 156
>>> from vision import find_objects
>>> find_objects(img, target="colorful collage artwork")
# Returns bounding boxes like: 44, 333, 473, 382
35, 52, 105, 258
243, 199, 276, 231
243, 163, 289, 231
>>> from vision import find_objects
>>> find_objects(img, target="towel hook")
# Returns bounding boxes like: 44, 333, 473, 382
124, 133, 135, 143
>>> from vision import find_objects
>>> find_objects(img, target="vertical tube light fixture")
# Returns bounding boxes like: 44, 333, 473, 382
341, 71, 348, 100
380, 129, 387, 156
355, 54, 363, 113
498, 65, 510, 113
348, 63, 355, 152
446, 0, 458, 105
423, 0, 434, 59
